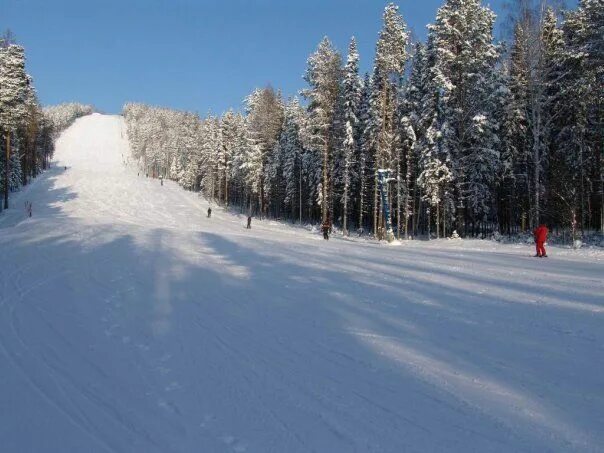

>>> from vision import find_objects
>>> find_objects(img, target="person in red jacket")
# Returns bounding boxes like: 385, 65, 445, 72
533, 224, 549, 257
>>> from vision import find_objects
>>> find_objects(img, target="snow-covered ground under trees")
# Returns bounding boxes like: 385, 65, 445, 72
1, 113, 603, 453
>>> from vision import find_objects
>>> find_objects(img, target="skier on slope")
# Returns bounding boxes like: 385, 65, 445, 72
207, 207, 212, 218
533, 224, 549, 257
321, 216, 331, 240
246, 215, 252, 229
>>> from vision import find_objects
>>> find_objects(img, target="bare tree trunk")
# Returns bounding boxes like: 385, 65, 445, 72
259, 171, 264, 219
436, 202, 440, 239
580, 142, 585, 233
358, 156, 365, 233
373, 173, 378, 236
378, 185, 383, 240
396, 158, 401, 240
4, 132, 10, 209
442, 200, 447, 238
322, 131, 329, 224
404, 147, 412, 240
343, 164, 349, 235
225, 155, 229, 208
413, 190, 420, 236
601, 148, 604, 234
533, 110, 541, 228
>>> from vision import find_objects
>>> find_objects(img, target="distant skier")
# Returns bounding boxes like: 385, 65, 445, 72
160, 175, 163, 186
246, 215, 252, 229
321, 218, 331, 240
25, 201, 32, 218
533, 224, 549, 257
207, 207, 212, 218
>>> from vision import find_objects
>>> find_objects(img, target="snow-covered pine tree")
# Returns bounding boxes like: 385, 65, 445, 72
426, 0, 501, 236
220, 110, 241, 207
356, 73, 375, 234
502, 1, 567, 230
0, 44, 28, 208
302, 37, 342, 226
278, 98, 306, 222
372, 3, 409, 240
244, 87, 284, 218
44, 102, 94, 137
34, 112, 54, 174
395, 113, 416, 239
200, 115, 221, 202
417, 88, 452, 239
401, 42, 430, 237
549, 0, 603, 237
222, 112, 247, 209
500, 21, 531, 233
9, 135, 22, 191
20, 78, 41, 185
339, 37, 362, 235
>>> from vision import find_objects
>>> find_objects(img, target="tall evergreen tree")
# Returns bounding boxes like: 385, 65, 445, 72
302, 37, 342, 225
278, 98, 306, 222
550, 0, 603, 235
0, 44, 28, 208
244, 87, 284, 217
372, 3, 409, 240
427, 0, 502, 235
339, 37, 362, 235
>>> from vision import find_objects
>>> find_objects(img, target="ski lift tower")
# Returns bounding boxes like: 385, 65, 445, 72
377, 169, 396, 243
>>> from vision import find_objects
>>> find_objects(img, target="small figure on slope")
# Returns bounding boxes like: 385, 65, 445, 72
246, 215, 252, 229
207, 207, 212, 218
322, 217, 331, 240
160, 175, 163, 186
533, 224, 549, 257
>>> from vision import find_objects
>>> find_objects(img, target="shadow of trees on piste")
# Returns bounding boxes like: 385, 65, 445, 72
0, 165, 77, 231
1, 198, 602, 452
190, 231, 603, 452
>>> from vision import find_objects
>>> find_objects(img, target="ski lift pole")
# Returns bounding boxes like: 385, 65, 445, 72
377, 169, 395, 242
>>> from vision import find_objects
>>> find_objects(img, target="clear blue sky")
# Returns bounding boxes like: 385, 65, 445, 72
3, 0, 521, 114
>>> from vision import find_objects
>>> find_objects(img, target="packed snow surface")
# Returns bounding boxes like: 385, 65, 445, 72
1, 114, 603, 452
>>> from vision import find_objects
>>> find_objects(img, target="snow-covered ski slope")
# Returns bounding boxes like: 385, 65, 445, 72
1, 114, 603, 453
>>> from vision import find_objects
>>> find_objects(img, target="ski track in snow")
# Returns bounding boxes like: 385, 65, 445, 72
0, 113, 603, 452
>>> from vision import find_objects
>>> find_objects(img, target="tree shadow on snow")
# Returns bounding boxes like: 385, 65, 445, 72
2, 217, 602, 452
189, 231, 604, 452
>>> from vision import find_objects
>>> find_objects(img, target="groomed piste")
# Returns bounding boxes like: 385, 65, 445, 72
1, 114, 603, 452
